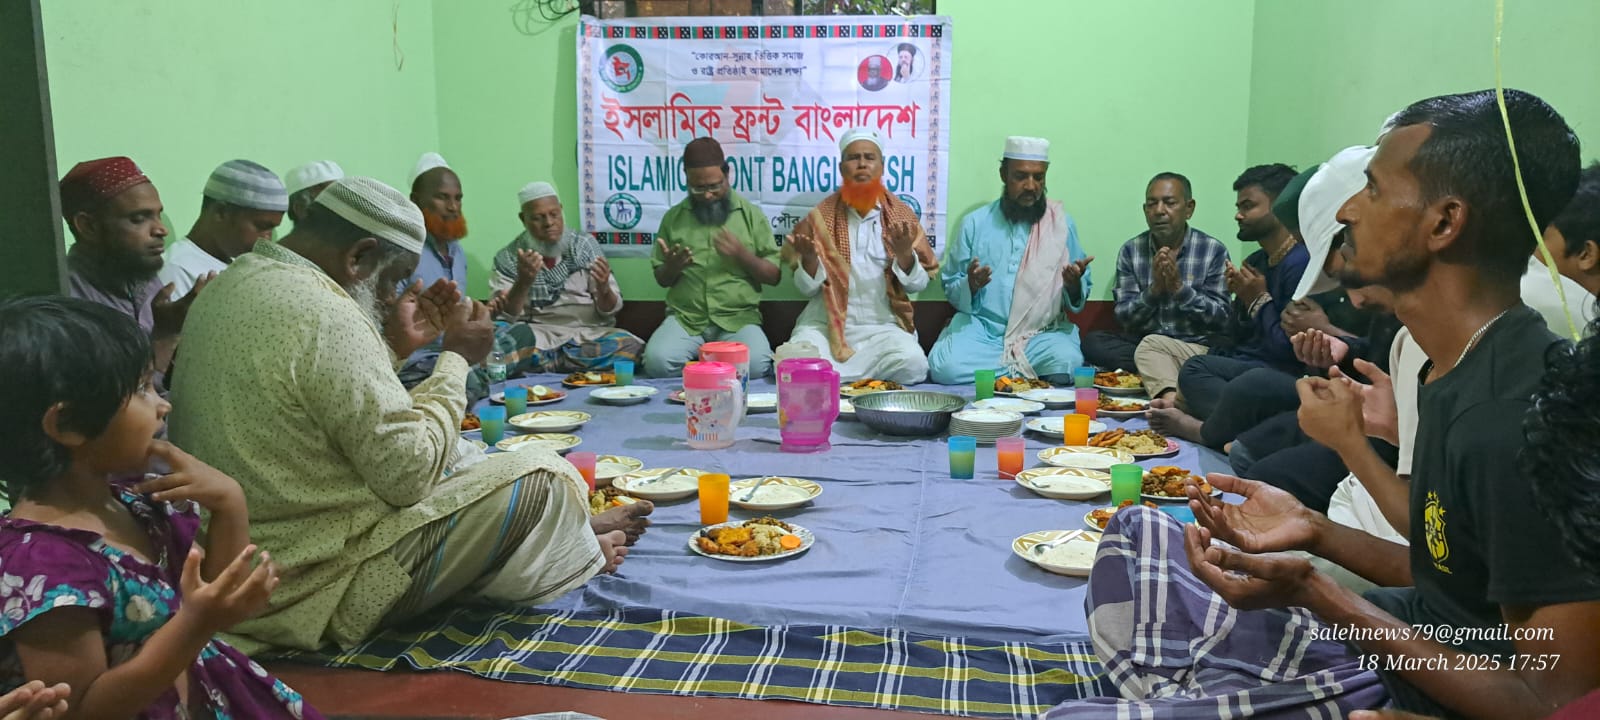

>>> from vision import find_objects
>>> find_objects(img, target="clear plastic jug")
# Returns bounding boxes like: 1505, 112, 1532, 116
684, 361, 745, 450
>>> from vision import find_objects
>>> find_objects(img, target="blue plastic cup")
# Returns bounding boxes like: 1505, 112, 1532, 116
503, 385, 528, 416
1073, 367, 1095, 389
948, 435, 977, 479
479, 405, 506, 446
614, 359, 635, 386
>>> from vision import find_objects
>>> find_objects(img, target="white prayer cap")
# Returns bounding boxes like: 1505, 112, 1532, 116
1292, 145, 1377, 301
518, 181, 559, 206
285, 160, 345, 195
838, 127, 882, 155
203, 159, 288, 212
313, 176, 426, 255
409, 152, 451, 186
1003, 136, 1050, 162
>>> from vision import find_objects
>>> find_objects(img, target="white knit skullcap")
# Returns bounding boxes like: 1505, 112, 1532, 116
518, 181, 559, 206
1003, 136, 1050, 162
410, 152, 451, 186
313, 176, 426, 254
838, 127, 882, 155
285, 160, 344, 195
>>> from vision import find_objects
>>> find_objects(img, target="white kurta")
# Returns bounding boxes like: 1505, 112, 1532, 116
790, 206, 930, 384
158, 237, 228, 296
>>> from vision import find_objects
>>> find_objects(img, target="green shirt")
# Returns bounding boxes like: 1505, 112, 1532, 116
653, 191, 778, 334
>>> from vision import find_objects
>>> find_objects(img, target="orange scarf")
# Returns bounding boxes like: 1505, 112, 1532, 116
784, 193, 939, 362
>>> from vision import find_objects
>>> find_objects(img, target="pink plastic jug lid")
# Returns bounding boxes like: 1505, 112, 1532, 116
700, 341, 749, 363
683, 361, 737, 389
778, 357, 833, 374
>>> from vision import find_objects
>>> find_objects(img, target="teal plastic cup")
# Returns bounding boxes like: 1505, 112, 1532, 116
479, 405, 506, 446
503, 385, 528, 416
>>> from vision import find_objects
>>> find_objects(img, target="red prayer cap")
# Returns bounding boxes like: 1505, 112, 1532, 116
59, 156, 152, 218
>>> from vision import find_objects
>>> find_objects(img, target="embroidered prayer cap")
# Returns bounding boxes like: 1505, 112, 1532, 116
838, 127, 882, 156
682, 137, 726, 169
518, 181, 559, 206
1292, 145, 1377, 300
1002, 136, 1050, 162
203, 159, 288, 212
285, 160, 345, 195
59, 156, 152, 218
313, 176, 426, 255
409, 152, 452, 187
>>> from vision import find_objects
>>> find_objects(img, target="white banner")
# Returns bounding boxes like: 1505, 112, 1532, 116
577, 14, 952, 256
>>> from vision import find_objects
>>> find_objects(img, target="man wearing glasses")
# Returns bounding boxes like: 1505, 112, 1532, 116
642, 137, 781, 378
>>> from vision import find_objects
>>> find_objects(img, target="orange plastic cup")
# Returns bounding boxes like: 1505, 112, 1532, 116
698, 473, 730, 525
996, 437, 1025, 479
1061, 414, 1091, 446
1075, 388, 1099, 419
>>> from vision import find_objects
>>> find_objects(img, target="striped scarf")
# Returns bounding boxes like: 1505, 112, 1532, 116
783, 192, 938, 362
492, 229, 602, 309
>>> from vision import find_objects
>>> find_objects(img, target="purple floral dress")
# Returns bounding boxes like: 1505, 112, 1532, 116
0, 486, 322, 719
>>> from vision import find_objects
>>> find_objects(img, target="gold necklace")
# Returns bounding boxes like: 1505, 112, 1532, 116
1267, 237, 1299, 267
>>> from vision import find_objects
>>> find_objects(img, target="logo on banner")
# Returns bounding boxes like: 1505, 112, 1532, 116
857, 55, 892, 92
896, 194, 922, 217
601, 44, 644, 93
603, 193, 643, 229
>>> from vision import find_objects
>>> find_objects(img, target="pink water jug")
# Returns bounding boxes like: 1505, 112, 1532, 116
700, 341, 750, 391
684, 361, 745, 450
777, 357, 839, 453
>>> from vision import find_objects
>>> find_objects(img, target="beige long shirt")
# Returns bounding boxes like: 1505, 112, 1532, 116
170, 240, 572, 652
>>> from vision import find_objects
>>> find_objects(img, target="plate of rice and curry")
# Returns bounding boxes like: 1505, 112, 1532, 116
1084, 499, 1161, 531
994, 376, 1053, 397
1088, 428, 1180, 459
689, 517, 813, 562
1097, 395, 1150, 419
1140, 465, 1218, 502
841, 378, 903, 397
1093, 369, 1145, 396
562, 370, 616, 388
489, 384, 567, 405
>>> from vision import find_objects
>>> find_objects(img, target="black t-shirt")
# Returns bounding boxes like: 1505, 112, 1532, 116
1385, 306, 1600, 650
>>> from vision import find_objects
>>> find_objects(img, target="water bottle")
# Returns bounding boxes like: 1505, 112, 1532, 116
487, 351, 508, 384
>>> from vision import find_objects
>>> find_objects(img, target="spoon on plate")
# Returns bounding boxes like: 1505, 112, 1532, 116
738, 476, 780, 502
635, 467, 683, 486
1031, 529, 1087, 556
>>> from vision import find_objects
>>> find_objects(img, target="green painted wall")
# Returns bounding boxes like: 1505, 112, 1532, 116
35, 0, 1600, 302
1247, 0, 1600, 169
42, 0, 440, 247
432, 0, 1258, 300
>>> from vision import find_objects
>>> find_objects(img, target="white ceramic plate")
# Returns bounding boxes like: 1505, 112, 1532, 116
1023, 416, 1107, 438
1084, 506, 1122, 532
837, 398, 855, 420
1093, 371, 1146, 396
494, 433, 582, 454
689, 521, 814, 562
666, 387, 686, 404
728, 476, 822, 510
508, 410, 592, 433
590, 386, 659, 405
1013, 530, 1100, 577
489, 386, 567, 405
1017, 388, 1078, 408
972, 397, 1045, 415
747, 392, 778, 413
1037, 445, 1135, 472
1141, 469, 1220, 503
593, 455, 645, 487
613, 467, 708, 501
952, 408, 1025, 425
1097, 397, 1151, 419
1015, 467, 1111, 500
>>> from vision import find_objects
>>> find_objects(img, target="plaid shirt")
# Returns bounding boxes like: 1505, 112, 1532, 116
1111, 227, 1231, 342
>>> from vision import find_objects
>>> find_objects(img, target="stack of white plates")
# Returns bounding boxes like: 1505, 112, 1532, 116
948, 409, 1024, 444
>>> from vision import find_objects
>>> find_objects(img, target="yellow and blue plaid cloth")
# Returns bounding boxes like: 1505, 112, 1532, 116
278, 606, 1112, 718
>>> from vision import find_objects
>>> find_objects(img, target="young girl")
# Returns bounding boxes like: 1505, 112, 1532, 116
0, 296, 321, 719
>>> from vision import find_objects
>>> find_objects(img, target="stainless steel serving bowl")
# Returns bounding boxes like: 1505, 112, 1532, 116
850, 390, 967, 437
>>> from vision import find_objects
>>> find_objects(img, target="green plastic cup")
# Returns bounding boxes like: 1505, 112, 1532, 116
1111, 463, 1143, 506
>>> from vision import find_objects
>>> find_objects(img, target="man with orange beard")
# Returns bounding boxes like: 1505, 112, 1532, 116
399, 153, 481, 394
785, 128, 938, 383
929, 137, 1094, 384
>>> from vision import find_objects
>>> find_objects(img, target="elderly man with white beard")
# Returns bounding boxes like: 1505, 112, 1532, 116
169, 177, 633, 653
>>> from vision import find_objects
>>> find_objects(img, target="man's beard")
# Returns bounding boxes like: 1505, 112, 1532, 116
536, 233, 570, 260
423, 208, 469, 241
1236, 218, 1275, 244
348, 274, 391, 331
840, 177, 886, 215
1339, 242, 1430, 294
690, 195, 733, 226
1000, 190, 1047, 226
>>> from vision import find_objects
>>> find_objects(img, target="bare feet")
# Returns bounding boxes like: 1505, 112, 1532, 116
590, 499, 654, 545
1148, 406, 1206, 445
597, 530, 629, 573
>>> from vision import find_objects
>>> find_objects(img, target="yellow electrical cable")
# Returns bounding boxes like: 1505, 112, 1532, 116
1494, 0, 1579, 340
